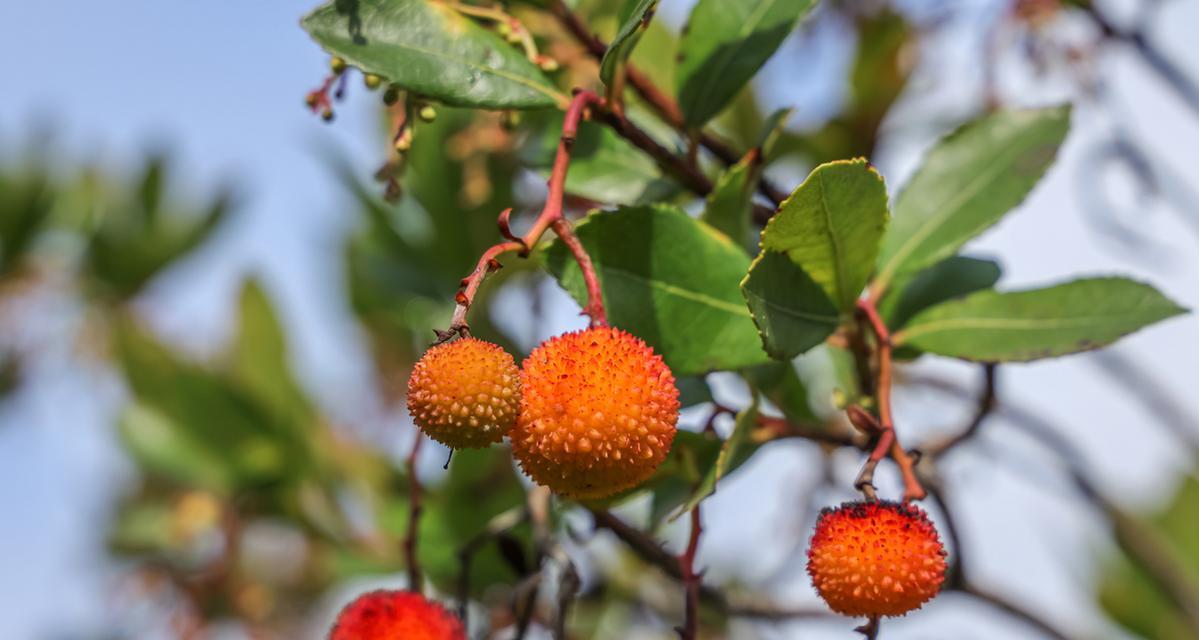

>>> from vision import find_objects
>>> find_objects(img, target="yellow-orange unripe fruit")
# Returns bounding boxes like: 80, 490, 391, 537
511, 327, 679, 500
407, 338, 521, 449
807, 500, 947, 618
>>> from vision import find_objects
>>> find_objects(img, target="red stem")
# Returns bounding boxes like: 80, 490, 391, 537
678, 504, 703, 640
856, 298, 926, 502
404, 429, 425, 592
443, 90, 607, 338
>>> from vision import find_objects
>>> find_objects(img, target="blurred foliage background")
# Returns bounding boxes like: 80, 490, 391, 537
2, 0, 1199, 638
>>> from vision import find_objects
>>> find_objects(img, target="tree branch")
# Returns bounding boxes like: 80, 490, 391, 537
404, 429, 425, 592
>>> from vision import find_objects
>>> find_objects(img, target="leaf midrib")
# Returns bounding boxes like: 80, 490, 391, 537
877, 122, 1048, 288
600, 265, 752, 317
742, 286, 840, 325
895, 311, 1163, 344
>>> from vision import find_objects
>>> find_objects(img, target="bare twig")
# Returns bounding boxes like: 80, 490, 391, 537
677, 505, 703, 639
405, 429, 425, 592
952, 583, 1073, 640
926, 364, 998, 457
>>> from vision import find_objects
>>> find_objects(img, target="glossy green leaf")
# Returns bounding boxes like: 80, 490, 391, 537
878, 255, 1002, 329
876, 105, 1071, 291
761, 159, 889, 311
677, 0, 815, 127
521, 115, 677, 206
894, 277, 1186, 362
740, 251, 839, 360
670, 394, 760, 521
543, 205, 770, 374
599, 0, 659, 86
301, 0, 566, 109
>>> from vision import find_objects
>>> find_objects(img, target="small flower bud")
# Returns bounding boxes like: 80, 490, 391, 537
363, 73, 382, 90
418, 105, 438, 122
330, 56, 347, 74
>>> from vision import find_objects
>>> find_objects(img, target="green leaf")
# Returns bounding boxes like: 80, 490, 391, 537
520, 114, 677, 206
894, 277, 1186, 362
301, 0, 566, 110
670, 395, 760, 521
676, 376, 714, 408
700, 108, 794, 252
677, 0, 815, 127
599, 0, 659, 87
760, 159, 889, 311
543, 205, 770, 374
878, 255, 1002, 329
875, 105, 1071, 291
740, 251, 839, 360
746, 361, 818, 423
700, 159, 755, 249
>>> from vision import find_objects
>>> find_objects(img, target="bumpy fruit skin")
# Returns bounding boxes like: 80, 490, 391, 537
407, 338, 520, 449
511, 327, 679, 499
807, 501, 947, 618
329, 590, 464, 640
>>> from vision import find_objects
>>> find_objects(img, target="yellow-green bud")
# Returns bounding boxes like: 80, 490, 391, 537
330, 56, 347, 74
418, 105, 437, 122
363, 73, 383, 90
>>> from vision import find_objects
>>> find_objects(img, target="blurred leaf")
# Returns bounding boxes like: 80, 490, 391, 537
760, 159, 888, 311
543, 205, 770, 374
86, 184, 230, 299
740, 251, 838, 360
114, 316, 308, 493
876, 106, 1071, 291
670, 394, 759, 521
878, 255, 1002, 329
231, 278, 314, 429
0, 166, 54, 277
894, 277, 1186, 362
394, 447, 531, 596
600, 0, 659, 87
677, 0, 815, 127
301, 0, 565, 109
521, 114, 677, 206
1099, 474, 1199, 640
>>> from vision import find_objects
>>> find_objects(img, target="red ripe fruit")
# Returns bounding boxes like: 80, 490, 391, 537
329, 590, 465, 640
406, 337, 521, 449
807, 500, 947, 618
511, 327, 679, 499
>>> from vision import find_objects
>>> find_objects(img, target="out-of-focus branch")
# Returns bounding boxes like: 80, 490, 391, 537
1093, 351, 1199, 454
926, 364, 998, 457
953, 582, 1074, 640
911, 372, 1199, 636
677, 505, 703, 640
1084, 3, 1199, 119
405, 429, 425, 592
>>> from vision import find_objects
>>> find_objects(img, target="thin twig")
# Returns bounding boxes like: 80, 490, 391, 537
553, 550, 581, 640
926, 364, 998, 457
405, 429, 425, 592
441, 90, 608, 338
952, 583, 1073, 640
677, 505, 703, 640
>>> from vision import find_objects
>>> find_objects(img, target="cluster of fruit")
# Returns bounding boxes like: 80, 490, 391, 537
325, 325, 947, 637
407, 327, 680, 500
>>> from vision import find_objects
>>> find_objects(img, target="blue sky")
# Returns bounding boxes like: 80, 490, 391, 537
2, 0, 1198, 638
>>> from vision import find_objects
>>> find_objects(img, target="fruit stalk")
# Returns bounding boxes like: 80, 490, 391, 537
443, 90, 607, 338
855, 298, 925, 501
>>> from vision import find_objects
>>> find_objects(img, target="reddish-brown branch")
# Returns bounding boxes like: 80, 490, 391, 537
678, 505, 703, 640
404, 429, 425, 592
856, 298, 925, 502
548, 0, 788, 210
442, 90, 608, 338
